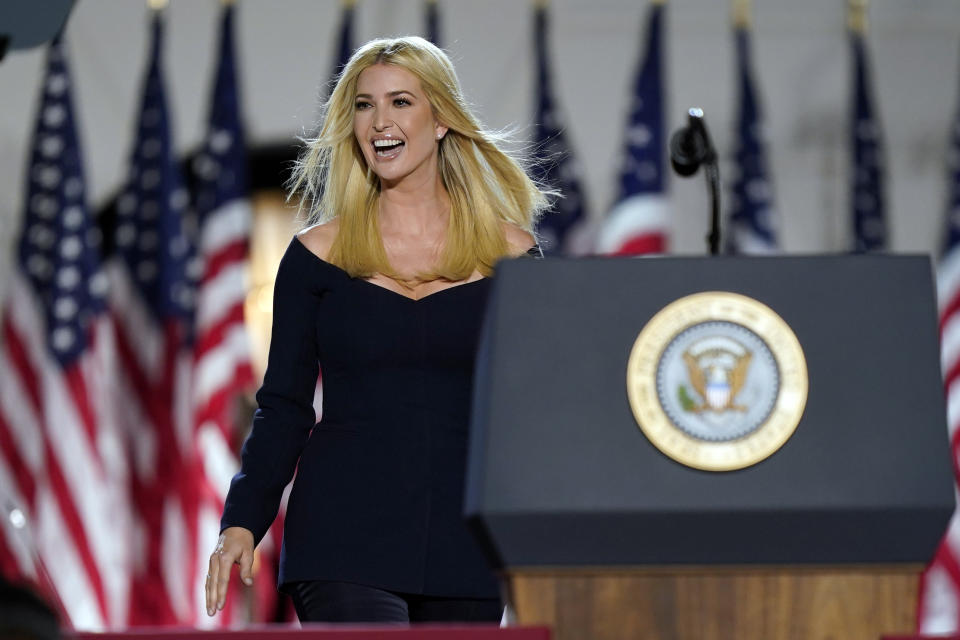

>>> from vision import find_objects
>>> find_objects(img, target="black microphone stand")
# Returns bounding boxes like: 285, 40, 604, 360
669, 108, 722, 255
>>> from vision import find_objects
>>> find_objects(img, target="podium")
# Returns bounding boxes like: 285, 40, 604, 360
465, 255, 955, 640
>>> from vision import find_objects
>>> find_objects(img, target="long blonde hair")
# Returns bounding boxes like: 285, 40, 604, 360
288, 36, 551, 282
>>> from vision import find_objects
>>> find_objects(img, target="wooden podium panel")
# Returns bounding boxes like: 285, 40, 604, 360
507, 567, 920, 640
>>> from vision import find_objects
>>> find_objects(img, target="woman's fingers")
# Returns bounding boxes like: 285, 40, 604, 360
215, 538, 239, 611
238, 545, 255, 587
204, 528, 255, 616
205, 536, 224, 616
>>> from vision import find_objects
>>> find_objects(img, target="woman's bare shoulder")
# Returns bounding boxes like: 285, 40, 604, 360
500, 221, 537, 257
297, 220, 340, 261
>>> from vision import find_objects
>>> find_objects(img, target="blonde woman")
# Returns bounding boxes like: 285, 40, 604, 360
204, 37, 548, 623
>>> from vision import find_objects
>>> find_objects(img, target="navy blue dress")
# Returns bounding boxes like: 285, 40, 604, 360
221, 235, 499, 598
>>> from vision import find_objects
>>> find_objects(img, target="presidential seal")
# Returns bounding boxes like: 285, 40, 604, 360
626, 292, 808, 471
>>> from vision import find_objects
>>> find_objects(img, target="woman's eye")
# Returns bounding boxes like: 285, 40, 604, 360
355, 101, 371, 110
394, 98, 410, 107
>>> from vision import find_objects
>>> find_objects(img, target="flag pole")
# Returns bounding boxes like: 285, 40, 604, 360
732, 0, 751, 29
848, 0, 868, 34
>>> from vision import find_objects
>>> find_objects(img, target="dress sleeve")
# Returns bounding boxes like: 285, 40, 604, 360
220, 238, 321, 546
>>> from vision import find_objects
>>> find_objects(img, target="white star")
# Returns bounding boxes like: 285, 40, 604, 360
39, 135, 64, 159
52, 327, 75, 352
63, 206, 84, 229
169, 189, 188, 211
210, 129, 233, 154
57, 266, 80, 289
141, 138, 162, 159
186, 256, 204, 280
34, 165, 62, 189
169, 235, 188, 258
29, 225, 55, 250
60, 236, 83, 260
755, 207, 773, 227
43, 105, 66, 128
140, 169, 161, 190
89, 272, 108, 297
173, 283, 194, 309
194, 155, 220, 181
28, 255, 52, 280
117, 193, 137, 216
636, 161, 658, 182
54, 297, 78, 320
116, 224, 136, 248
31, 194, 58, 218
627, 124, 652, 148
46, 73, 68, 97
746, 179, 771, 202
64, 177, 83, 199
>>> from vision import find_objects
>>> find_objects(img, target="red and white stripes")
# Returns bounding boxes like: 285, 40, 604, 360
0, 274, 131, 630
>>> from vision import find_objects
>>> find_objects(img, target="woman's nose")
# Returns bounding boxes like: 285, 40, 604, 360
373, 109, 392, 131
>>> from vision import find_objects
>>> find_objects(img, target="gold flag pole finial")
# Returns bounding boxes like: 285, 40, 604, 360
342, 0, 357, 7
651, 0, 667, 6
220, 0, 236, 7
147, 0, 168, 11
848, 0, 868, 34
533, 0, 549, 9
732, 0, 752, 29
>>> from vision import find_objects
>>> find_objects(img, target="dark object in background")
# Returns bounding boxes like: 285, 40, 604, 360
0, 1, 75, 62
0, 578, 61, 640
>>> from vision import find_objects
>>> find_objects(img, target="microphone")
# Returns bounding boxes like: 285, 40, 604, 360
669, 108, 715, 176
668, 107, 722, 255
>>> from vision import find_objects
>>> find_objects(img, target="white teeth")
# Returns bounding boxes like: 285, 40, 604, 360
374, 139, 403, 148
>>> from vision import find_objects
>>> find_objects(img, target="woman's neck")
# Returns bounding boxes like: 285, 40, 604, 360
378, 174, 450, 237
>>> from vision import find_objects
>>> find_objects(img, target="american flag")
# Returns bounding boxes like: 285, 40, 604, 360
108, 13, 210, 625
0, 36, 131, 630
850, 25, 887, 252
425, 0, 441, 47
918, 51, 960, 635
596, 0, 668, 255
330, 0, 355, 89
530, 2, 589, 255
726, 24, 778, 254
190, 4, 265, 625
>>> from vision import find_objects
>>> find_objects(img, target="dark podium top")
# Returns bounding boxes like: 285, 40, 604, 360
465, 255, 954, 568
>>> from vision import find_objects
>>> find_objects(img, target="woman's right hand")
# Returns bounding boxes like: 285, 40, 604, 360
205, 526, 255, 616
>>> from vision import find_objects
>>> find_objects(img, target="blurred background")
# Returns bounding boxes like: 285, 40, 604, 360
3, 0, 960, 634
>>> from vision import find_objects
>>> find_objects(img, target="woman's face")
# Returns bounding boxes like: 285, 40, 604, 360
353, 63, 448, 188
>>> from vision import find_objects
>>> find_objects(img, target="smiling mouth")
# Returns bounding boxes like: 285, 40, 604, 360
373, 139, 405, 157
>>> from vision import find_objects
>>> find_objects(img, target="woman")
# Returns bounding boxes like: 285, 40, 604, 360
205, 36, 549, 623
